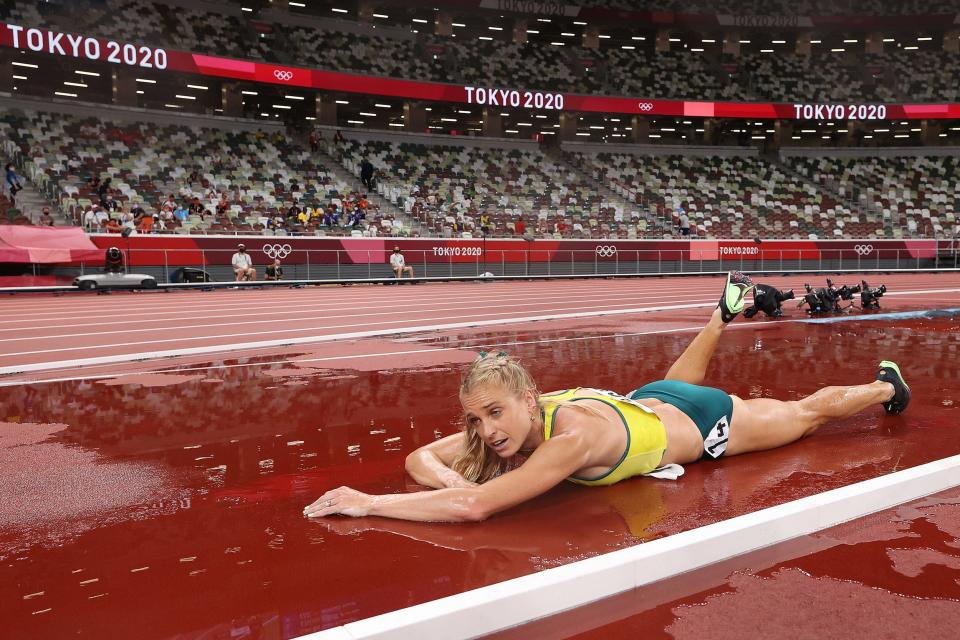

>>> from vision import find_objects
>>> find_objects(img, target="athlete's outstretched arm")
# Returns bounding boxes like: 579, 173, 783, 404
305, 430, 591, 522
404, 433, 476, 489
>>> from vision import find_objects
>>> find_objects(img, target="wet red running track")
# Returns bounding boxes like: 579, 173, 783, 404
1, 273, 959, 639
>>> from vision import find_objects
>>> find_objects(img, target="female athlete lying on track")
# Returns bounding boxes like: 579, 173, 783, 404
304, 272, 911, 523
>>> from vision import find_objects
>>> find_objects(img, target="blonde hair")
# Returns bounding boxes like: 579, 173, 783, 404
453, 352, 540, 484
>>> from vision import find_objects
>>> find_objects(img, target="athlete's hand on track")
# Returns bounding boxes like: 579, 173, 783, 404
304, 486, 373, 518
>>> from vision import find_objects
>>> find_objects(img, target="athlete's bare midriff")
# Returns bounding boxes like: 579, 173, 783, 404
632, 397, 705, 466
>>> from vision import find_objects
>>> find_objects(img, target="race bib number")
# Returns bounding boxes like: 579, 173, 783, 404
703, 415, 729, 459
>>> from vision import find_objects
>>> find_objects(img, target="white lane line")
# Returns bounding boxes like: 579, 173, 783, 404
300, 455, 960, 640
0, 302, 718, 375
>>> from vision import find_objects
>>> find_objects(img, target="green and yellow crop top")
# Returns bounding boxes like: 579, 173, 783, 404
540, 387, 668, 487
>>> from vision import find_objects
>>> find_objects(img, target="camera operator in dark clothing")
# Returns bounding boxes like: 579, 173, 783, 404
264, 259, 284, 281
360, 159, 374, 190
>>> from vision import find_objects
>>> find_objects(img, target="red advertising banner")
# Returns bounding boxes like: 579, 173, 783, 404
3, 22, 960, 121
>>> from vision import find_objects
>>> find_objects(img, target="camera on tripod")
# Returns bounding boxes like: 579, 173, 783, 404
859, 280, 887, 309
743, 284, 795, 318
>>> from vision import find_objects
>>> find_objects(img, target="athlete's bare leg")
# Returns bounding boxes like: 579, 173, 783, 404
725, 380, 895, 456
664, 307, 726, 385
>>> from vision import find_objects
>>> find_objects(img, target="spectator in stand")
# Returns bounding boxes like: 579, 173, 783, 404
389, 246, 414, 279
264, 259, 284, 281
94, 206, 109, 228
676, 203, 689, 236
232, 243, 256, 281
515, 218, 526, 236
105, 218, 122, 233
255, 129, 266, 141
39, 207, 54, 226
189, 197, 204, 216
82, 206, 97, 229
360, 158, 374, 190
308, 129, 320, 152
679, 208, 691, 237
479, 212, 492, 235
98, 178, 112, 207
216, 195, 229, 217
173, 203, 189, 223
85, 174, 101, 191
104, 190, 121, 213
138, 213, 154, 234
556, 219, 569, 235
333, 130, 345, 144
120, 209, 135, 230
161, 194, 177, 211
297, 208, 309, 225
188, 169, 201, 183
5, 163, 23, 206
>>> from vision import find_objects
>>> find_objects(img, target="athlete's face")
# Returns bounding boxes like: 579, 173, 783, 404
461, 383, 538, 458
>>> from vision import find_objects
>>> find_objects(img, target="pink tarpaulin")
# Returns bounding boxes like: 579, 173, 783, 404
0, 227, 101, 264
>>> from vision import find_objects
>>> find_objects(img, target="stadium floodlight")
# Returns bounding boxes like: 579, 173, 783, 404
903, 46, 918, 50
648, 134, 661, 138
273, 104, 292, 110
843, 39, 859, 43
660, 127, 675, 131
874, 128, 890, 132
388, 123, 404, 127
518, 123, 533, 127
702, 39, 716, 43
801, 129, 817, 133
895, 134, 910, 138
537, 18, 551, 22
527, 29, 540, 34
136, 90, 144, 95
883, 38, 896, 42
632, 36, 646, 40
187, 84, 208, 90
374, 103, 391, 108
772, 40, 786, 44
304, 116, 315, 120
599, 34, 611, 38
412, 18, 428, 24
242, 90, 258, 96
288, 2, 304, 6
535, 115, 548, 119
12, 75, 27, 80
739, 39, 751, 43
810, 39, 822, 43
347, 120, 364, 124
792, 135, 801, 139
331, 8, 348, 13
690, 47, 704, 51
550, 42, 565, 46
622, 45, 635, 50
440, 117, 457, 122
175, 94, 196, 100
75, 70, 100, 77
761, 49, 774, 52
12, 62, 38, 68
55, 91, 77, 98
136, 78, 157, 84
576, 132, 590, 136
940, 133, 948, 137
863, 135, 873, 139
831, 48, 845, 52
478, 36, 493, 40
561, 32, 575, 37
335, 100, 349, 104
285, 95, 305, 100
669, 37, 681, 42
241, 7, 253, 11
751, 135, 765, 139
452, 22, 466, 27
489, 26, 503, 31
165, 104, 183, 109
63, 81, 87, 88
918, 37, 933, 41
501, 112, 510, 116
372, 14, 388, 19
359, 112, 377, 117
457, 110, 471, 114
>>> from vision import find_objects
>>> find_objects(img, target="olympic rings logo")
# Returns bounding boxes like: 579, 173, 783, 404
638, 102, 654, 112
262, 243, 292, 259
596, 245, 618, 257
273, 70, 294, 81
854, 244, 874, 256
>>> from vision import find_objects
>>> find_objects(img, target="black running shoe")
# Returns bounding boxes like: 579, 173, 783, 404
718, 271, 755, 323
877, 360, 910, 415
